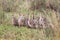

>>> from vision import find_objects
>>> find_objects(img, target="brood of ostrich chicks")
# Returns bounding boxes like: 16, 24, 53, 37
12, 14, 54, 29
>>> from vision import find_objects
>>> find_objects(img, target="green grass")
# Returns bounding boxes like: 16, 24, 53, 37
0, 10, 58, 40
0, 9, 59, 40
0, 25, 54, 40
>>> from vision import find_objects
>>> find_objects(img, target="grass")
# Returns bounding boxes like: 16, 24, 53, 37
0, 9, 59, 40
0, 24, 55, 40
0, 0, 60, 40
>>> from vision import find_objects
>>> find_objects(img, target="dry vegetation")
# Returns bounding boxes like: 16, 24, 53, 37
0, 0, 60, 40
